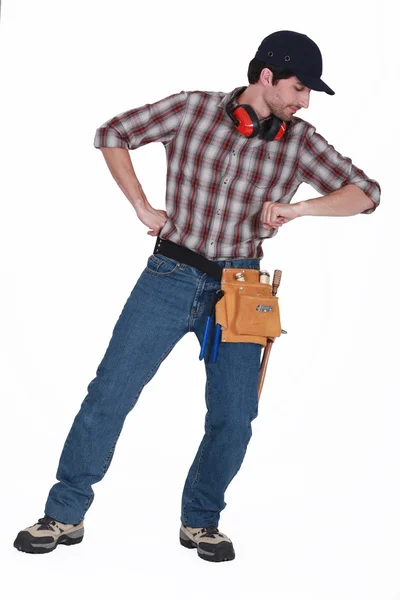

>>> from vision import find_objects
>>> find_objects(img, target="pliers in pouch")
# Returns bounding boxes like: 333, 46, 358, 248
199, 289, 225, 363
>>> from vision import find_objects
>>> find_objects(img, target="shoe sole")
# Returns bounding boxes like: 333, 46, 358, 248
179, 531, 235, 562
14, 529, 84, 554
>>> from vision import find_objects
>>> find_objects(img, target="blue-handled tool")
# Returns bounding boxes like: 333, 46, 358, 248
199, 290, 224, 361
199, 316, 213, 360
211, 323, 222, 362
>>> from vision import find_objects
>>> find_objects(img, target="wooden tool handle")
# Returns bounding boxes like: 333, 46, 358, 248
272, 269, 282, 296
257, 338, 275, 401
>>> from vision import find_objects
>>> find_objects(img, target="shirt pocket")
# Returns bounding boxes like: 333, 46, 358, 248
246, 146, 280, 189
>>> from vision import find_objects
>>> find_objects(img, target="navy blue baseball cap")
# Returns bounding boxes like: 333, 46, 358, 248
255, 30, 335, 95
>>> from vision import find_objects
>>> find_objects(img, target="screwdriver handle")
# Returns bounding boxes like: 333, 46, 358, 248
211, 324, 222, 363
199, 317, 213, 360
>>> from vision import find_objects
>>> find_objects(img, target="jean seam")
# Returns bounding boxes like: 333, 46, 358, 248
100, 330, 186, 474
182, 362, 213, 523
188, 273, 207, 331
150, 254, 163, 265
77, 331, 187, 524
145, 264, 180, 276
79, 494, 93, 523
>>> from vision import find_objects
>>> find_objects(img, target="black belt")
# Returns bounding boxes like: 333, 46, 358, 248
153, 237, 223, 282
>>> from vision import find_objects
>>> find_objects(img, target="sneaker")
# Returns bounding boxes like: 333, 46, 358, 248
179, 524, 235, 562
14, 516, 84, 554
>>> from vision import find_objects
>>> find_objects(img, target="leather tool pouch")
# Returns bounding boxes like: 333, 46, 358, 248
215, 268, 282, 346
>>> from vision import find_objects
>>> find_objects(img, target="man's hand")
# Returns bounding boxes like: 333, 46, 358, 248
99, 148, 168, 236
261, 201, 302, 230
135, 204, 168, 236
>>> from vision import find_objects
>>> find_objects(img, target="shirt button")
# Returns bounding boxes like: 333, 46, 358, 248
223, 178, 229, 184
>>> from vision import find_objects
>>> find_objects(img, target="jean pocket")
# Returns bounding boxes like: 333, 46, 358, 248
145, 254, 180, 276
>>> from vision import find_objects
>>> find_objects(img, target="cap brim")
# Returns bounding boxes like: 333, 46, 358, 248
296, 73, 335, 95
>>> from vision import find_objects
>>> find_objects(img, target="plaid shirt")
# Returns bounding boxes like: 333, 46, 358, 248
94, 87, 381, 260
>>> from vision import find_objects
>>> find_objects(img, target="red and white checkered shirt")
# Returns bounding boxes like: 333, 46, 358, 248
94, 87, 381, 260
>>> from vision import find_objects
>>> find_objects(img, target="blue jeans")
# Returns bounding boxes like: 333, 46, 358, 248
45, 253, 262, 527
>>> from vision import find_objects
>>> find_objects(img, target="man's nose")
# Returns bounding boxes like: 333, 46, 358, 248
299, 90, 310, 109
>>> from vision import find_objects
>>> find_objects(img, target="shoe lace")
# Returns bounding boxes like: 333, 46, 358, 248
36, 516, 57, 531
200, 526, 220, 538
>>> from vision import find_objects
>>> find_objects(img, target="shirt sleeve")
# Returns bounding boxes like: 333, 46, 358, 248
296, 126, 381, 214
94, 91, 188, 150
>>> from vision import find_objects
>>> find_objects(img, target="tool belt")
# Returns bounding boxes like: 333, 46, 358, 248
153, 237, 284, 401
153, 237, 283, 347
216, 267, 282, 347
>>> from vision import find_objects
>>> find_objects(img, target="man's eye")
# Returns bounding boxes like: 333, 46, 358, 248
295, 87, 303, 91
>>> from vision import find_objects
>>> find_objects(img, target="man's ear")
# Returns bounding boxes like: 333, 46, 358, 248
259, 68, 274, 87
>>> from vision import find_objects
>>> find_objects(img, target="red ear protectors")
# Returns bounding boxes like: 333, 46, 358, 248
225, 89, 287, 141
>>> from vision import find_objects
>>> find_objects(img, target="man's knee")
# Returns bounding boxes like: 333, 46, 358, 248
210, 407, 258, 440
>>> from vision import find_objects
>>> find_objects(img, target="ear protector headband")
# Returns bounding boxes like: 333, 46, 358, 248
225, 88, 287, 141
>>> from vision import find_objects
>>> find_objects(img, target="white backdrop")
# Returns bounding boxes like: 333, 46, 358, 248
0, 1, 398, 599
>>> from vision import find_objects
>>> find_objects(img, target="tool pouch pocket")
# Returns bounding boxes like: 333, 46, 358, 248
236, 291, 281, 337
215, 268, 282, 346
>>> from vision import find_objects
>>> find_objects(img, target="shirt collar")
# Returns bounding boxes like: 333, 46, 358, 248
218, 85, 295, 131
218, 85, 273, 125
218, 86, 247, 110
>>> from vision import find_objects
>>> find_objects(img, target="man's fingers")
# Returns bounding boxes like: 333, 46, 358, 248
262, 202, 280, 226
262, 222, 281, 229
269, 205, 287, 227
262, 210, 284, 228
262, 204, 272, 223
262, 201, 295, 230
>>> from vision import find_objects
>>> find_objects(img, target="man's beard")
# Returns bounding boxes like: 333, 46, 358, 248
271, 106, 294, 123
265, 96, 297, 122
